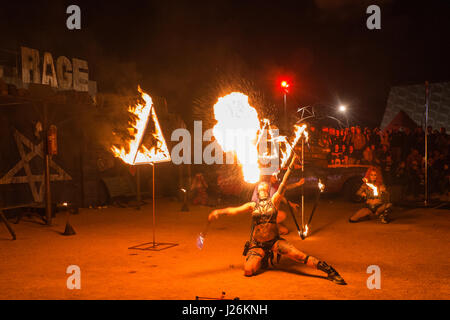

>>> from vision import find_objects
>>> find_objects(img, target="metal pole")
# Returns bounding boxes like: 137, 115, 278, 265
45, 155, 52, 224
284, 93, 287, 131
424, 81, 429, 206
43, 102, 52, 225
136, 166, 141, 210
301, 138, 304, 230
152, 163, 156, 246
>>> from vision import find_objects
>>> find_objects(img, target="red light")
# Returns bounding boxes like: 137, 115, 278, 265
280, 80, 290, 93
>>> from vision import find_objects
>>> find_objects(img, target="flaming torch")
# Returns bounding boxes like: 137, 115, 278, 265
279, 124, 307, 169
302, 179, 326, 239
366, 182, 379, 197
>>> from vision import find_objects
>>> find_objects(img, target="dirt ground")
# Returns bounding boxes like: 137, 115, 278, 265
0, 197, 449, 300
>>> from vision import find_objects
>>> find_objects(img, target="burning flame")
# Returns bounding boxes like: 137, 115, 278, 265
303, 225, 309, 237
212, 92, 261, 183
212, 92, 309, 183
318, 179, 325, 192
111, 87, 171, 165
366, 182, 379, 196
280, 124, 308, 169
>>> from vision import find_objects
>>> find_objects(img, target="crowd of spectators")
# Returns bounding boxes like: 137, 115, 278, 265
309, 125, 450, 199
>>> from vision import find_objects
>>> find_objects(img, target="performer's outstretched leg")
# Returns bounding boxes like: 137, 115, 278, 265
272, 240, 346, 285
244, 248, 265, 277
349, 208, 373, 223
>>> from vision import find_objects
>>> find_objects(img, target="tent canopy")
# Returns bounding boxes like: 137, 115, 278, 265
384, 110, 418, 132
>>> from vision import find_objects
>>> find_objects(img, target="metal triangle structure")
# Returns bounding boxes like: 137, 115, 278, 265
111, 88, 171, 165
296, 105, 316, 123
132, 101, 171, 165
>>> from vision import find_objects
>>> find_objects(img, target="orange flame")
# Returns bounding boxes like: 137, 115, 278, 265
212, 92, 309, 183
279, 124, 307, 169
303, 225, 309, 237
111, 87, 171, 165
318, 179, 325, 192
366, 182, 379, 196
213, 92, 261, 183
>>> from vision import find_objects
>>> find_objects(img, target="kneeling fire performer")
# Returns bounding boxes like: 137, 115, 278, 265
349, 167, 392, 224
207, 155, 346, 285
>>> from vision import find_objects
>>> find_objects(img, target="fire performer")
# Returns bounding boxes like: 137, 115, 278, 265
349, 167, 392, 224
207, 156, 346, 284
250, 174, 305, 235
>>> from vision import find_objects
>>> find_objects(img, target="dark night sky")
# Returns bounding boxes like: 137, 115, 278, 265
1, 0, 449, 127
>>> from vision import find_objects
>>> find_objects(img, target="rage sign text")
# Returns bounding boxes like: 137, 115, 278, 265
21, 46, 89, 92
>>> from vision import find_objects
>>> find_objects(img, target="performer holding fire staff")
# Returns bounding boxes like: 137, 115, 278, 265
207, 155, 346, 284
250, 174, 305, 235
349, 167, 392, 224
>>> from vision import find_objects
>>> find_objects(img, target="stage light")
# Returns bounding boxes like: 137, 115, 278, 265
339, 105, 347, 112
281, 81, 290, 91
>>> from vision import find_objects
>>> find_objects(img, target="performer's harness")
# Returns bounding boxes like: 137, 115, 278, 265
363, 185, 389, 213
243, 199, 282, 268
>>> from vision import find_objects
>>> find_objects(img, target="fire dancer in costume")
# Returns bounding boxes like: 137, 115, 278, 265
349, 167, 392, 224
250, 174, 305, 235
208, 156, 346, 284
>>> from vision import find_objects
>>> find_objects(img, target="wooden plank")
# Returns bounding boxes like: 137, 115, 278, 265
0, 211, 16, 240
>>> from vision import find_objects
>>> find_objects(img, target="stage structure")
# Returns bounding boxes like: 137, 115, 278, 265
111, 87, 177, 251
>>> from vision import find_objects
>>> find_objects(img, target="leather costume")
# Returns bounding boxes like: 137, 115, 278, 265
359, 184, 388, 213
244, 198, 282, 267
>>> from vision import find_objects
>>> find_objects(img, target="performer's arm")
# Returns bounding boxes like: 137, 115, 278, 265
356, 183, 367, 198
272, 155, 297, 207
286, 177, 305, 191
208, 202, 254, 221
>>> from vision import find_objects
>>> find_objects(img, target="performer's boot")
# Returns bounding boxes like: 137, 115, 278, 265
317, 261, 347, 285
379, 209, 391, 224
261, 254, 270, 270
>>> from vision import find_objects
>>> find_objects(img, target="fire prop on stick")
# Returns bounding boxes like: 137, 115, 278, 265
285, 200, 303, 238
301, 179, 325, 239
365, 180, 379, 196
277, 124, 308, 238
199, 92, 311, 247
196, 220, 211, 250
111, 86, 176, 251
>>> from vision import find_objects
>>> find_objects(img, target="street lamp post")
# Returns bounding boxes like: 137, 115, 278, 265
339, 105, 349, 127
284, 92, 287, 129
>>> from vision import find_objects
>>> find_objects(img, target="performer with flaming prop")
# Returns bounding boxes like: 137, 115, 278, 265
349, 167, 392, 224
201, 92, 345, 284
207, 154, 346, 284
